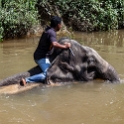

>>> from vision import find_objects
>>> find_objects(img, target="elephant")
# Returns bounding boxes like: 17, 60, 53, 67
0, 37, 120, 87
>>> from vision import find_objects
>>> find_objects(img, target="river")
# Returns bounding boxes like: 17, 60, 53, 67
0, 30, 124, 124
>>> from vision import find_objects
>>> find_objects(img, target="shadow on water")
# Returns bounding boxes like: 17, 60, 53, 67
0, 30, 124, 124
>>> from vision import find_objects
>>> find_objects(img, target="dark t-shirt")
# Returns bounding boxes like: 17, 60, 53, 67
34, 27, 56, 60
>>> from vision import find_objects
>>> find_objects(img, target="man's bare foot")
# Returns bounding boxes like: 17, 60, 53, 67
20, 78, 27, 86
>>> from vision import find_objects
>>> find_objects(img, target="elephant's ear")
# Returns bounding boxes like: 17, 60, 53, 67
46, 50, 75, 84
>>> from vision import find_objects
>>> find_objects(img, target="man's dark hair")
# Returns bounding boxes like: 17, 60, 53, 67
50, 16, 61, 27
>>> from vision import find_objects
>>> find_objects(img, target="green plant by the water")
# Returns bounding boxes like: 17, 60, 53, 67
37, 0, 124, 32
0, 0, 38, 41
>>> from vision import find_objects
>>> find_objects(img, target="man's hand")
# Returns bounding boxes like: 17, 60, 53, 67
64, 42, 71, 48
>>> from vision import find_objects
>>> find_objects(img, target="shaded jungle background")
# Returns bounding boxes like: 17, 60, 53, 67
0, 0, 124, 41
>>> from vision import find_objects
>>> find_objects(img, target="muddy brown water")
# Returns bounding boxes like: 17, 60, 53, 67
0, 30, 124, 124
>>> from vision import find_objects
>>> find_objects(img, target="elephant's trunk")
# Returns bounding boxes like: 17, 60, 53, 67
103, 65, 120, 83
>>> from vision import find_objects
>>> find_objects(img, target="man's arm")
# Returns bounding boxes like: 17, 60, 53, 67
49, 30, 71, 49
52, 42, 71, 49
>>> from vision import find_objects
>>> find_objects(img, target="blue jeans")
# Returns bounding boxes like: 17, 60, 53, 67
25, 58, 51, 83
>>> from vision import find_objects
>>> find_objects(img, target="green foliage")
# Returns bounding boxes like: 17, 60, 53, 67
0, 0, 38, 41
0, 0, 124, 41
37, 0, 124, 32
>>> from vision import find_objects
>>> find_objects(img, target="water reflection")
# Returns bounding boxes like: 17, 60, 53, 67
0, 30, 124, 124
74, 30, 124, 47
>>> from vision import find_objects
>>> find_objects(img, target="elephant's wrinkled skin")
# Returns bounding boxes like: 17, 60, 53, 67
0, 38, 120, 87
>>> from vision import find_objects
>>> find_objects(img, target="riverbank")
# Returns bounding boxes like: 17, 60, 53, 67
0, 0, 123, 41
26, 24, 72, 39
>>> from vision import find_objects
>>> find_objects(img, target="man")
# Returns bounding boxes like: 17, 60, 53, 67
21, 16, 71, 86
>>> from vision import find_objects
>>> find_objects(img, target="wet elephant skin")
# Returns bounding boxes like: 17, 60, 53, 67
0, 38, 120, 86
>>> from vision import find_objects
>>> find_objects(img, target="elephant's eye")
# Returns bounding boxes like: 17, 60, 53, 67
88, 58, 94, 63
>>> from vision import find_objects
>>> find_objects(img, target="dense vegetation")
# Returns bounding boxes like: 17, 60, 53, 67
0, 0, 38, 41
37, 0, 124, 31
0, 0, 124, 41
